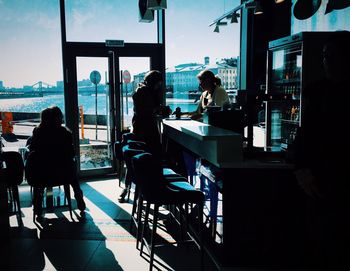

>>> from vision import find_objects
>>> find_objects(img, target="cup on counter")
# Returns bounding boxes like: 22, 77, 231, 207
175, 107, 182, 119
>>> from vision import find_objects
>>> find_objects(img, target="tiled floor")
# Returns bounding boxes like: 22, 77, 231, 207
5, 178, 218, 271
3, 178, 305, 271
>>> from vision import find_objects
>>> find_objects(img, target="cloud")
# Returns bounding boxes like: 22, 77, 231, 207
36, 13, 59, 30
72, 9, 95, 26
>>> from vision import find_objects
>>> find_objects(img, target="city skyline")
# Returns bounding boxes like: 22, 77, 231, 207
0, 0, 240, 88
0, 55, 239, 90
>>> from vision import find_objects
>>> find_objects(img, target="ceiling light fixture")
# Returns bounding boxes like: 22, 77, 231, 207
214, 25, 220, 33
213, 21, 228, 33
254, 1, 264, 15
227, 12, 240, 23
147, 0, 167, 10
244, 0, 257, 9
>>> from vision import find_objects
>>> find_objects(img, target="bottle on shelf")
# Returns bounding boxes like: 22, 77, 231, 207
291, 106, 296, 121
295, 106, 300, 121
292, 85, 296, 99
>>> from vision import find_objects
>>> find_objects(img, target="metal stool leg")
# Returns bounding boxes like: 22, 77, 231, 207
140, 202, 151, 256
12, 186, 21, 214
149, 204, 159, 271
136, 195, 144, 249
130, 185, 140, 233
198, 202, 204, 271
64, 185, 73, 219
209, 181, 219, 239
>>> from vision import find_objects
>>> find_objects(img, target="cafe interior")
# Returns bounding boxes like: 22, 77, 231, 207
1, 0, 350, 270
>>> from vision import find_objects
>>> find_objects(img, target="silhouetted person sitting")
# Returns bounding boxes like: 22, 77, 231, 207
294, 33, 350, 271
28, 106, 86, 215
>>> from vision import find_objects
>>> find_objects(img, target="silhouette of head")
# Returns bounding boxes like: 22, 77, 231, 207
50, 106, 64, 127
197, 70, 220, 92
39, 106, 63, 128
144, 70, 163, 104
144, 70, 163, 91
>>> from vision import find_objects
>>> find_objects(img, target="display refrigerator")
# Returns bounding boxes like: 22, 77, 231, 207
265, 31, 349, 152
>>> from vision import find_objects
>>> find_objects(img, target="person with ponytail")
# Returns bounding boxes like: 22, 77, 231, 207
177, 70, 229, 120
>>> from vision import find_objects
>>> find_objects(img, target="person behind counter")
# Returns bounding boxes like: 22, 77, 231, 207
177, 70, 229, 120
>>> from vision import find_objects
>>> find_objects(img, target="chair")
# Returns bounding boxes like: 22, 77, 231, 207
132, 153, 205, 271
123, 144, 187, 244
116, 133, 144, 188
0, 151, 24, 213
25, 150, 74, 220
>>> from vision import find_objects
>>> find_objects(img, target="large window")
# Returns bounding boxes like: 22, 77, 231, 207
165, 0, 241, 112
0, 0, 64, 149
64, 0, 158, 43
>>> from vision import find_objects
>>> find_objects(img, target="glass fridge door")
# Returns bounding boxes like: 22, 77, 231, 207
270, 44, 302, 99
269, 101, 300, 150
267, 42, 302, 151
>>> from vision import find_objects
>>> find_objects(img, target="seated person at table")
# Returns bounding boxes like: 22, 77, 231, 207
28, 106, 86, 213
178, 70, 229, 120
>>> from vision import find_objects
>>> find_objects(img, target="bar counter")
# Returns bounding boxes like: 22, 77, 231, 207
162, 119, 306, 268
163, 119, 294, 169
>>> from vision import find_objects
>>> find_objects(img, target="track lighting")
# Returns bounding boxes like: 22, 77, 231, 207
254, 1, 263, 15
227, 12, 239, 23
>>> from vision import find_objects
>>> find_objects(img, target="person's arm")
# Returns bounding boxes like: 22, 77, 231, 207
176, 93, 204, 118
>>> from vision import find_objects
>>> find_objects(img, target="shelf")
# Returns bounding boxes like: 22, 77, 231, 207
267, 93, 300, 100
273, 79, 301, 84
281, 119, 299, 125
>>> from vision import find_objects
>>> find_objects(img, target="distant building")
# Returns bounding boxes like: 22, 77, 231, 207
78, 79, 93, 87
134, 72, 146, 86
165, 57, 238, 93
132, 57, 238, 94
56, 80, 64, 91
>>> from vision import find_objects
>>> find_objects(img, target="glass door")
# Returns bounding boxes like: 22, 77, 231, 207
66, 44, 163, 177
74, 56, 115, 176
119, 57, 151, 132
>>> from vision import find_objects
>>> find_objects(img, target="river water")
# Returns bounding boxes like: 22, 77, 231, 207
0, 94, 198, 115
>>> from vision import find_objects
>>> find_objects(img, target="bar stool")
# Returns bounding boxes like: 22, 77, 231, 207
117, 133, 145, 201
123, 144, 187, 236
132, 153, 205, 271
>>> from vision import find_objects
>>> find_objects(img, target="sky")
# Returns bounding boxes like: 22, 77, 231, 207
0, 0, 241, 88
